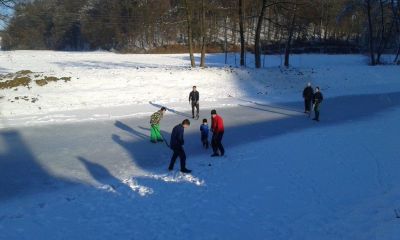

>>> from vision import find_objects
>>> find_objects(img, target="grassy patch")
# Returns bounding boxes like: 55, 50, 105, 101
0, 76, 31, 89
0, 70, 72, 89
16, 70, 33, 75
35, 76, 70, 86
60, 77, 71, 82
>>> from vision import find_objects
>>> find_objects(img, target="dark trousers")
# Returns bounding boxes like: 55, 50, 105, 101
169, 147, 186, 170
191, 102, 199, 117
304, 98, 312, 112
202, 137, 209, 149
314, 103, 320, 120
212, 132, 225, 155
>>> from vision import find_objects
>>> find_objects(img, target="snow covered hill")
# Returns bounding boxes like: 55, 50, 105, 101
0, 52, 399, 240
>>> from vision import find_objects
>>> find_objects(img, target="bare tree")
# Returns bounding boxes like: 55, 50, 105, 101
0, 0, 15, 22
366, 0, 376, 65
4, 0, 400, 66
239, 0, 246, 66
375, 0, 393, 64
391, 0, 400, 63
0, 0, 14, 8
184, 0, 196, 67
200, 0, 206, 67
284, 0, 297, 67
255, 0, 268, 68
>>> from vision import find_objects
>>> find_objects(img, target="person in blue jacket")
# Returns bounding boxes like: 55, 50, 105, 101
168, 119, 192, 173
200, 118, 209, 149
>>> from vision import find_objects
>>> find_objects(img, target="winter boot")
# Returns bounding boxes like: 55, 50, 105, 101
180, 168, 192, 173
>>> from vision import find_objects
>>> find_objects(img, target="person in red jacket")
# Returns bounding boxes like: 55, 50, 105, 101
210, 109, 225, 157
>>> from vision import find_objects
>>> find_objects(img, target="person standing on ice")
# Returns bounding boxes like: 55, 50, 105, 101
303, 82, 314, 113
312, 87, 323, 122
189, 86, 200, 119
150, 107, 166, 143
200, 118, 209, 149
168, 119, 192, 173
210, 109, 225, 157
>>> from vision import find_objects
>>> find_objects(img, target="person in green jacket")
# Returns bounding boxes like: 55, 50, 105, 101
150, 107, 167, 143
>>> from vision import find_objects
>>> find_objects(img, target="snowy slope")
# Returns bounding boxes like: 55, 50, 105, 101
0, 52, 400, 240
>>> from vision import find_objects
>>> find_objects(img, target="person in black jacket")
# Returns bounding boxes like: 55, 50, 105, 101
168, 119, 192, 173
303, 82, 314, 113
312, 87, 323, 122
189, 86, 200, 119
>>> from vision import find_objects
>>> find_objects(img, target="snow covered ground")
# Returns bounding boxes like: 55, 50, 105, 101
0, 52, 400, 239
1, 51, 399, 128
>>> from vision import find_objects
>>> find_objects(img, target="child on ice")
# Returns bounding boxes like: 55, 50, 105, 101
200, 119, 209, 149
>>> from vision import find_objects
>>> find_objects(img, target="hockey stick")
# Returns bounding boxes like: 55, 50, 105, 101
159, 131, 170, 148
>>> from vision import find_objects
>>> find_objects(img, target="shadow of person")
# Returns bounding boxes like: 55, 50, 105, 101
149, 101, 192, 118
77, 156, 132, 195
114, 120, 148, 140
112, 134, 170, 170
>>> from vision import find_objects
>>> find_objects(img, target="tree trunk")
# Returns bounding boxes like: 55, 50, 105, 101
224, 17, 228, 64
255, 0, 268, 68
184, 0, 195, 67
366, 0, 376, 65
376, 0, 385, 64
377, 21, 394, 64
284, 1, 297, 67
239, 0, 246, 66
200, 0, 206, 67
391, 0, 400, 63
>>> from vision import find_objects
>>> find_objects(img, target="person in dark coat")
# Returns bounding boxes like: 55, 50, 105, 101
303, 82, 314, 113
210, 109, 225, 157
312, 87, 323, 122
168, 119, 192, 173
200, 118, 209, 149
189, 86, 200, 119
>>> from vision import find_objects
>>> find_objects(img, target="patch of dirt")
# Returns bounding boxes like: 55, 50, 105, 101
0, 76, 31, 89
8, 95, 40, 103
35, 76, 71, 86
60, 77, 71, 82
0, 70, 72, 89
16, 70, 33, 75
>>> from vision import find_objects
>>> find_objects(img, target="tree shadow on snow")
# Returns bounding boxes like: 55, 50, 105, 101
52, 60, 184, 70
238, 104, 299, 117
0, 130, 77, 201
169, 53, 249, 68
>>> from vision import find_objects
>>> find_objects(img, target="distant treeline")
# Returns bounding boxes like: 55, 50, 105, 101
1, 0, 400, 66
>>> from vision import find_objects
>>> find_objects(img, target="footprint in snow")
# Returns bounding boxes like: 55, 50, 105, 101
38, 203, 46, 208
65, 197, 75, 202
